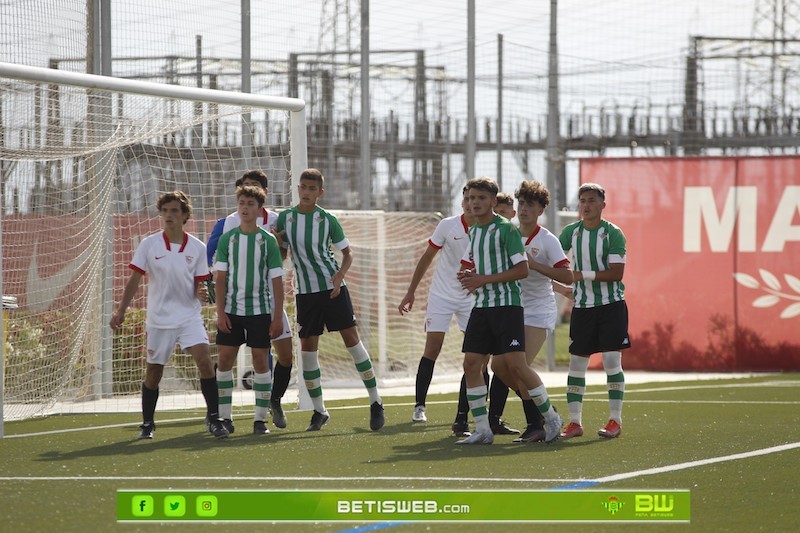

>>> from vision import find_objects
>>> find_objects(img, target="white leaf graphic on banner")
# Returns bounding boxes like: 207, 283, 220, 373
781, 303, 800, 319
733, 273, 759, 289
753, 295, 780, 308
785, 274, 800, 295
759, 269, 782, 291
735, 270, 800, 319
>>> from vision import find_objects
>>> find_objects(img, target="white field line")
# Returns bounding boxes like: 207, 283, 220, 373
4, 380, 798, 439
593, 441, 800, 483
0, 441, 798, 486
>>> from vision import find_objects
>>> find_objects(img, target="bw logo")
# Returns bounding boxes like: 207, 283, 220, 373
509, 339, 520, 347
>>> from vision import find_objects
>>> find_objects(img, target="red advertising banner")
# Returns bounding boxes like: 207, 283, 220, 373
580, 156, 800, 370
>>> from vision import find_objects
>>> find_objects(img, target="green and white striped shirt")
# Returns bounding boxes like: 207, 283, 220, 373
559, 219, 626, 308
461, 215, 527, 308
276, 206, 349, 295
215, 227, 283, 316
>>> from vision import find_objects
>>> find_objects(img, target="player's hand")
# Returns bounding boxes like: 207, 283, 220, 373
552, 281, 575, 300
109, 309, 125, 330
269, 317, 283, 340
196, 281, 209, 303
526, 249, 545, 272
458, 269, 481, 293
330, 271, 344, 299
216, 313, 232, 333
398, 292, 415, 315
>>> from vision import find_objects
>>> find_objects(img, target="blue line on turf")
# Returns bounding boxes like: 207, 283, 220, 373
553, 481, 600, 490
336, 522, 408, 533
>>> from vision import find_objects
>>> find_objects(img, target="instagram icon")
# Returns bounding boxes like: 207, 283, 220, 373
196, 495, 218, 517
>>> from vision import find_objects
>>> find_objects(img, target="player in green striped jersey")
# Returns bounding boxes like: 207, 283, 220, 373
456, 177, 562, 445
275, 168, 384, 432
214, 185, 285, 435
558, 183, 630, 440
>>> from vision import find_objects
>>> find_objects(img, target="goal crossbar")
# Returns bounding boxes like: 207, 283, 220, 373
0, 61, 308, 435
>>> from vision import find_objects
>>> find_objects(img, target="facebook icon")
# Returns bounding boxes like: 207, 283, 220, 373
131, 495, 154, 517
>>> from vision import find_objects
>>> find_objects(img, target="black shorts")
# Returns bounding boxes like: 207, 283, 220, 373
296, 286, 357, 338
462, 306, 526, 355
216, 313, 272, 349
569, 300, 631, 356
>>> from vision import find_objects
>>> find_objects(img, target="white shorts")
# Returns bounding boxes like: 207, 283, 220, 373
424, 296, 473, 333
524, 304, 557, 332
146, 317, 209, 365
272, 309, 293, 341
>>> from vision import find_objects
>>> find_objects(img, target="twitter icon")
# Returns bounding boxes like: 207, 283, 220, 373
164, 495, 186, 517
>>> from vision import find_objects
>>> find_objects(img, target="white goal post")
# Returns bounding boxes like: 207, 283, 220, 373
0, 61, 307, 432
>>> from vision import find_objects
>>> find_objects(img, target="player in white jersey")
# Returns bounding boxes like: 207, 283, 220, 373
399, 187, 477, 429
214, 185, 285, 435
456, 177, 562, 445
110, 191, 229, 440
559, 183, 630, 440
212, 170, 293, 429
503, 180, 573, 442
494, 192, 517, 223
275, 168, 384, 432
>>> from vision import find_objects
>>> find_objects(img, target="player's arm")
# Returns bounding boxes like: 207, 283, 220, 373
527, 255, 574, 285
206, 218, 225, 267
458, 260, 528, 292
214, 270, 232, 333
552, 280, 575, 299
331, 245, 352, 299
574, 262, 625, 283
269, 274, 285, 340
399, 244, 438, 315
110, 271, 143, 329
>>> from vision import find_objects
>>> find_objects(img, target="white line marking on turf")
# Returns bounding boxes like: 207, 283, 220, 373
1, 441, 799, 484
592, 441, 800, 483
4, 380, 797, 439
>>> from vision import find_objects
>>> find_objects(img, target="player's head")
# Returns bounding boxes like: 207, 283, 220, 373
464, 177, 498, 219
460, 183, 472, 213
236, 169, 269, 190
465, 176, 498, 196
157, 190, 192, 225
515, 180, 550, 209
494, 192, 516, 220
300, 168, 325, 188
298, 168, 325, 208
515, 180, 549, 223
577, 182, 606, 221
578, 183, 605, 201
236, 184, 266, 207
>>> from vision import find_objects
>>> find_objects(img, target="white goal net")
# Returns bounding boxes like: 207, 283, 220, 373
1, 63, 463, 423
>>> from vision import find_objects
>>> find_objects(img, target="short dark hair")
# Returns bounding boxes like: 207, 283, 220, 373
495, 192, 514, 208
515, 180, 550, 208
236, 184, 266, 207
578, 182, 605, 201
157, 191, 192, 224
236, 169, 268, 189
465, 176, 498, 196
300, 168, 325, 187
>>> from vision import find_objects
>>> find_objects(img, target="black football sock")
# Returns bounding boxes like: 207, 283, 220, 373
141, 384, 159, 423
272, 361, 292, 401
199, 377, 218, 417
415, 357, 435, 406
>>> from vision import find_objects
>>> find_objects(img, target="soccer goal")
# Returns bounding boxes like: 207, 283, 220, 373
0, 61, 466, 428
0, 61, 307, 425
